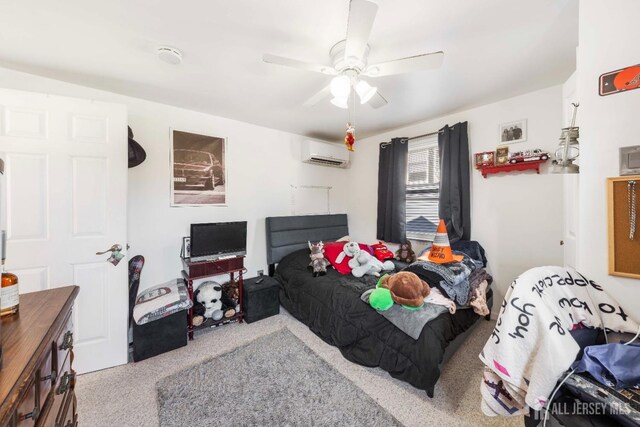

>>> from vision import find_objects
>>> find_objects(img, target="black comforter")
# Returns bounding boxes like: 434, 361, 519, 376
275, 249, 484, 397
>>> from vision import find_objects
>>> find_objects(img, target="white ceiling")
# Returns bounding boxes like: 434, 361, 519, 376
0, 0, 578, 140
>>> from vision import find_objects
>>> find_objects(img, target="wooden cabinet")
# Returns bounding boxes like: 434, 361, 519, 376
0, 286, 79, 427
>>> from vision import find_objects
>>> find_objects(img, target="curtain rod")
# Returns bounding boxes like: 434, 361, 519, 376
380, 129, 444, 148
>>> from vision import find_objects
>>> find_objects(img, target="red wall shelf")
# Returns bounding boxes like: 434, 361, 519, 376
477, 159, 547, 178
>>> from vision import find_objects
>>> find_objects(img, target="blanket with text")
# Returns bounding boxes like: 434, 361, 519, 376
479, 266, 638, 416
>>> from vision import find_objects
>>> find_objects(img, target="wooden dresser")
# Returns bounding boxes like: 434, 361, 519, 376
0, 286, 79, 427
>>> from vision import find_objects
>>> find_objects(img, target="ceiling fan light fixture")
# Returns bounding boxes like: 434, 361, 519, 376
330, 75, 351, 98
355, 80, 377, 104
330, 96, 349, 109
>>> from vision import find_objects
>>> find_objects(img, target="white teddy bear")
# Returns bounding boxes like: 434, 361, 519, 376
335, 242, 395, 278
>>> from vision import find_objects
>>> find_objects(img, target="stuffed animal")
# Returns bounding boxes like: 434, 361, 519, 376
193, 281, 224, 324
309, 241, 331, 277
395, 241, 416, 264
335, 241, 394, 278
369, 272, 430, 311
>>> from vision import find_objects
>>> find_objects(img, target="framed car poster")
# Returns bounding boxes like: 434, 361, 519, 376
170, 129, 227, 206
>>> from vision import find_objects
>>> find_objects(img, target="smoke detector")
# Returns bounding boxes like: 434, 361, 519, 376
157, 46, 182, 65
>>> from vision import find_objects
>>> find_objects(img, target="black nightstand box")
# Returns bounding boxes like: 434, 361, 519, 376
243, 276, 280, 323
132, 310, 187, 362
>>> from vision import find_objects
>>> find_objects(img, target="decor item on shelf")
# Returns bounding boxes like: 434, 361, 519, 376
552, 102, 580, 174
508, 149, 550, 164
370, 241, 394, 262
308, 240, 331, 277
344, 122, 355, 151
262, 0, 444, 110
474, 151, 495, 169
496, 146, 509, 165
395, 241, 416, 264
334, 241, 394, 278
499, 119, 527, 144
171, 129, 227, 206
620, 146, 640, 176
193, 281, 224, 323
599, 64, 640, 96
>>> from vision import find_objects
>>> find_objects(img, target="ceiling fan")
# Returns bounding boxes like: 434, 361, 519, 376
263, 0, 444, 109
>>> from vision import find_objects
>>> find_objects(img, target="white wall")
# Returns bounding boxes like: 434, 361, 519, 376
575, 0, 640, 320
347, 86, 565, 314
0, 67, 349, 291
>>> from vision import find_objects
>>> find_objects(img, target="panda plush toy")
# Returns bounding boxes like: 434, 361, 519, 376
193, 281, 224, 324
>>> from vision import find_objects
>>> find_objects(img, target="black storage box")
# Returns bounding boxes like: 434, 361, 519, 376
132, 310, 187, 362
243, 276, 280, 323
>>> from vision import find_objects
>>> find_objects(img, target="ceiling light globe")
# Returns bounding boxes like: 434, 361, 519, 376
356, 80, 377, 104
330, 96, 349, 109
330, 75, 351, 98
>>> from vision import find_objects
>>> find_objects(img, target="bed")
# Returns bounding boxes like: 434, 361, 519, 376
266, 214, 493, 397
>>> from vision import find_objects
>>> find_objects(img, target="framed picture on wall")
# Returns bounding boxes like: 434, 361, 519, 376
170, 129, 227, 206
496, 146, 510, 165
499, 119, 527, 144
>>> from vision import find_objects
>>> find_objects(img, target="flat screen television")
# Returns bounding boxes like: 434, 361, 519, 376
190, 221, 247, 261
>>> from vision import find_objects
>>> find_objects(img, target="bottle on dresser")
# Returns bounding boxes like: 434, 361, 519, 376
0, 230, 18, 317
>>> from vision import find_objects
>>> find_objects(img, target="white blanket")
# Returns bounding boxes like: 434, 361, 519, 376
479, 266, 638, 416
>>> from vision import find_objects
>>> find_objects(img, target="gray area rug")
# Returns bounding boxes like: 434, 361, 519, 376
156, 328, 401, 427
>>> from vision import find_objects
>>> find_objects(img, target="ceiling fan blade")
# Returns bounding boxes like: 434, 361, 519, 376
263, 54, 336, 75
364, 51, 444, 77
344, 0, 378, 61
303, 85, 331, 107
368, 91, 388, 109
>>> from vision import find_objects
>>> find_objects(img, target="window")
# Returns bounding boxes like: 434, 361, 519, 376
406, 135, 440, 241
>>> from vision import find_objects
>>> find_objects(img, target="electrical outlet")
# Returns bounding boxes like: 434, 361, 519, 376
257, 269, 264, 277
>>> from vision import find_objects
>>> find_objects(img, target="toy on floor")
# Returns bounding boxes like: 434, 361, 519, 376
309, 240, 331, 277
193, 281, 224, 325
368, 272, 430, 311
370, 241, 395, 262
395, 241, 416, 263
335, 241, 394, 278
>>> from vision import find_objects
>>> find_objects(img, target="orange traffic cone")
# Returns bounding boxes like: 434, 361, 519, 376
420, 220, 464, 264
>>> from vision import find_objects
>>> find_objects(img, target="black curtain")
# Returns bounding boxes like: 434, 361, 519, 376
377, 137, 408, 243
438, 122, 471, 242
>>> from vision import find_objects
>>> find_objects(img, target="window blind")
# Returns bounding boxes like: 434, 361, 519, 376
406, 135, 440, 240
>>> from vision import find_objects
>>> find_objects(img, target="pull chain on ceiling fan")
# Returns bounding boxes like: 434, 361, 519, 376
263, 0, 444, 109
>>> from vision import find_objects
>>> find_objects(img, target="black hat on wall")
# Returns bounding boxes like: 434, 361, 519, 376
128, 126, 146, 168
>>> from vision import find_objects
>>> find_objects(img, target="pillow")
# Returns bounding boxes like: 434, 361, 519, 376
133, 279, 193, 325
324, 242, 372, 275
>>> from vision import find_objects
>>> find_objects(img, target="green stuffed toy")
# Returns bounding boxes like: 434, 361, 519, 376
368, 273, 430, 311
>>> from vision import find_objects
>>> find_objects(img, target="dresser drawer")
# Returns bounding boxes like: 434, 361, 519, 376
16, 379, 38, 427
54, 390, 76, 427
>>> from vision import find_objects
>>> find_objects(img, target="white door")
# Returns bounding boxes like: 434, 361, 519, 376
0, 88, 128, 373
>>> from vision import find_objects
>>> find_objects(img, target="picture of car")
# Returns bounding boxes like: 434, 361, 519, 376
173, 149, 224, 190
508, 149, 550, 164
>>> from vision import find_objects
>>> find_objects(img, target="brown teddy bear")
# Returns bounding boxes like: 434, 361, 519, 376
379, 272, 430, 308
395, 241, 416, 264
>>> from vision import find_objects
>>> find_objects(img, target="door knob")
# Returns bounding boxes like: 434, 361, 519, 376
96, 244, 122, 255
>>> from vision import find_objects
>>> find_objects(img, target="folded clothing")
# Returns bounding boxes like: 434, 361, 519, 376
404, 251, 477, 303
361, 289, 448, 340
133, 279, 192, 325
425, 288, 456, 314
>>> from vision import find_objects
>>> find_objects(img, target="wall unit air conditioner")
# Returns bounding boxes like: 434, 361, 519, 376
301, 140, 350, 168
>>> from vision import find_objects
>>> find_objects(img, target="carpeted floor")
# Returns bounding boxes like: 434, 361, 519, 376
76, 310, 523, 427
157, 328, 401, 426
